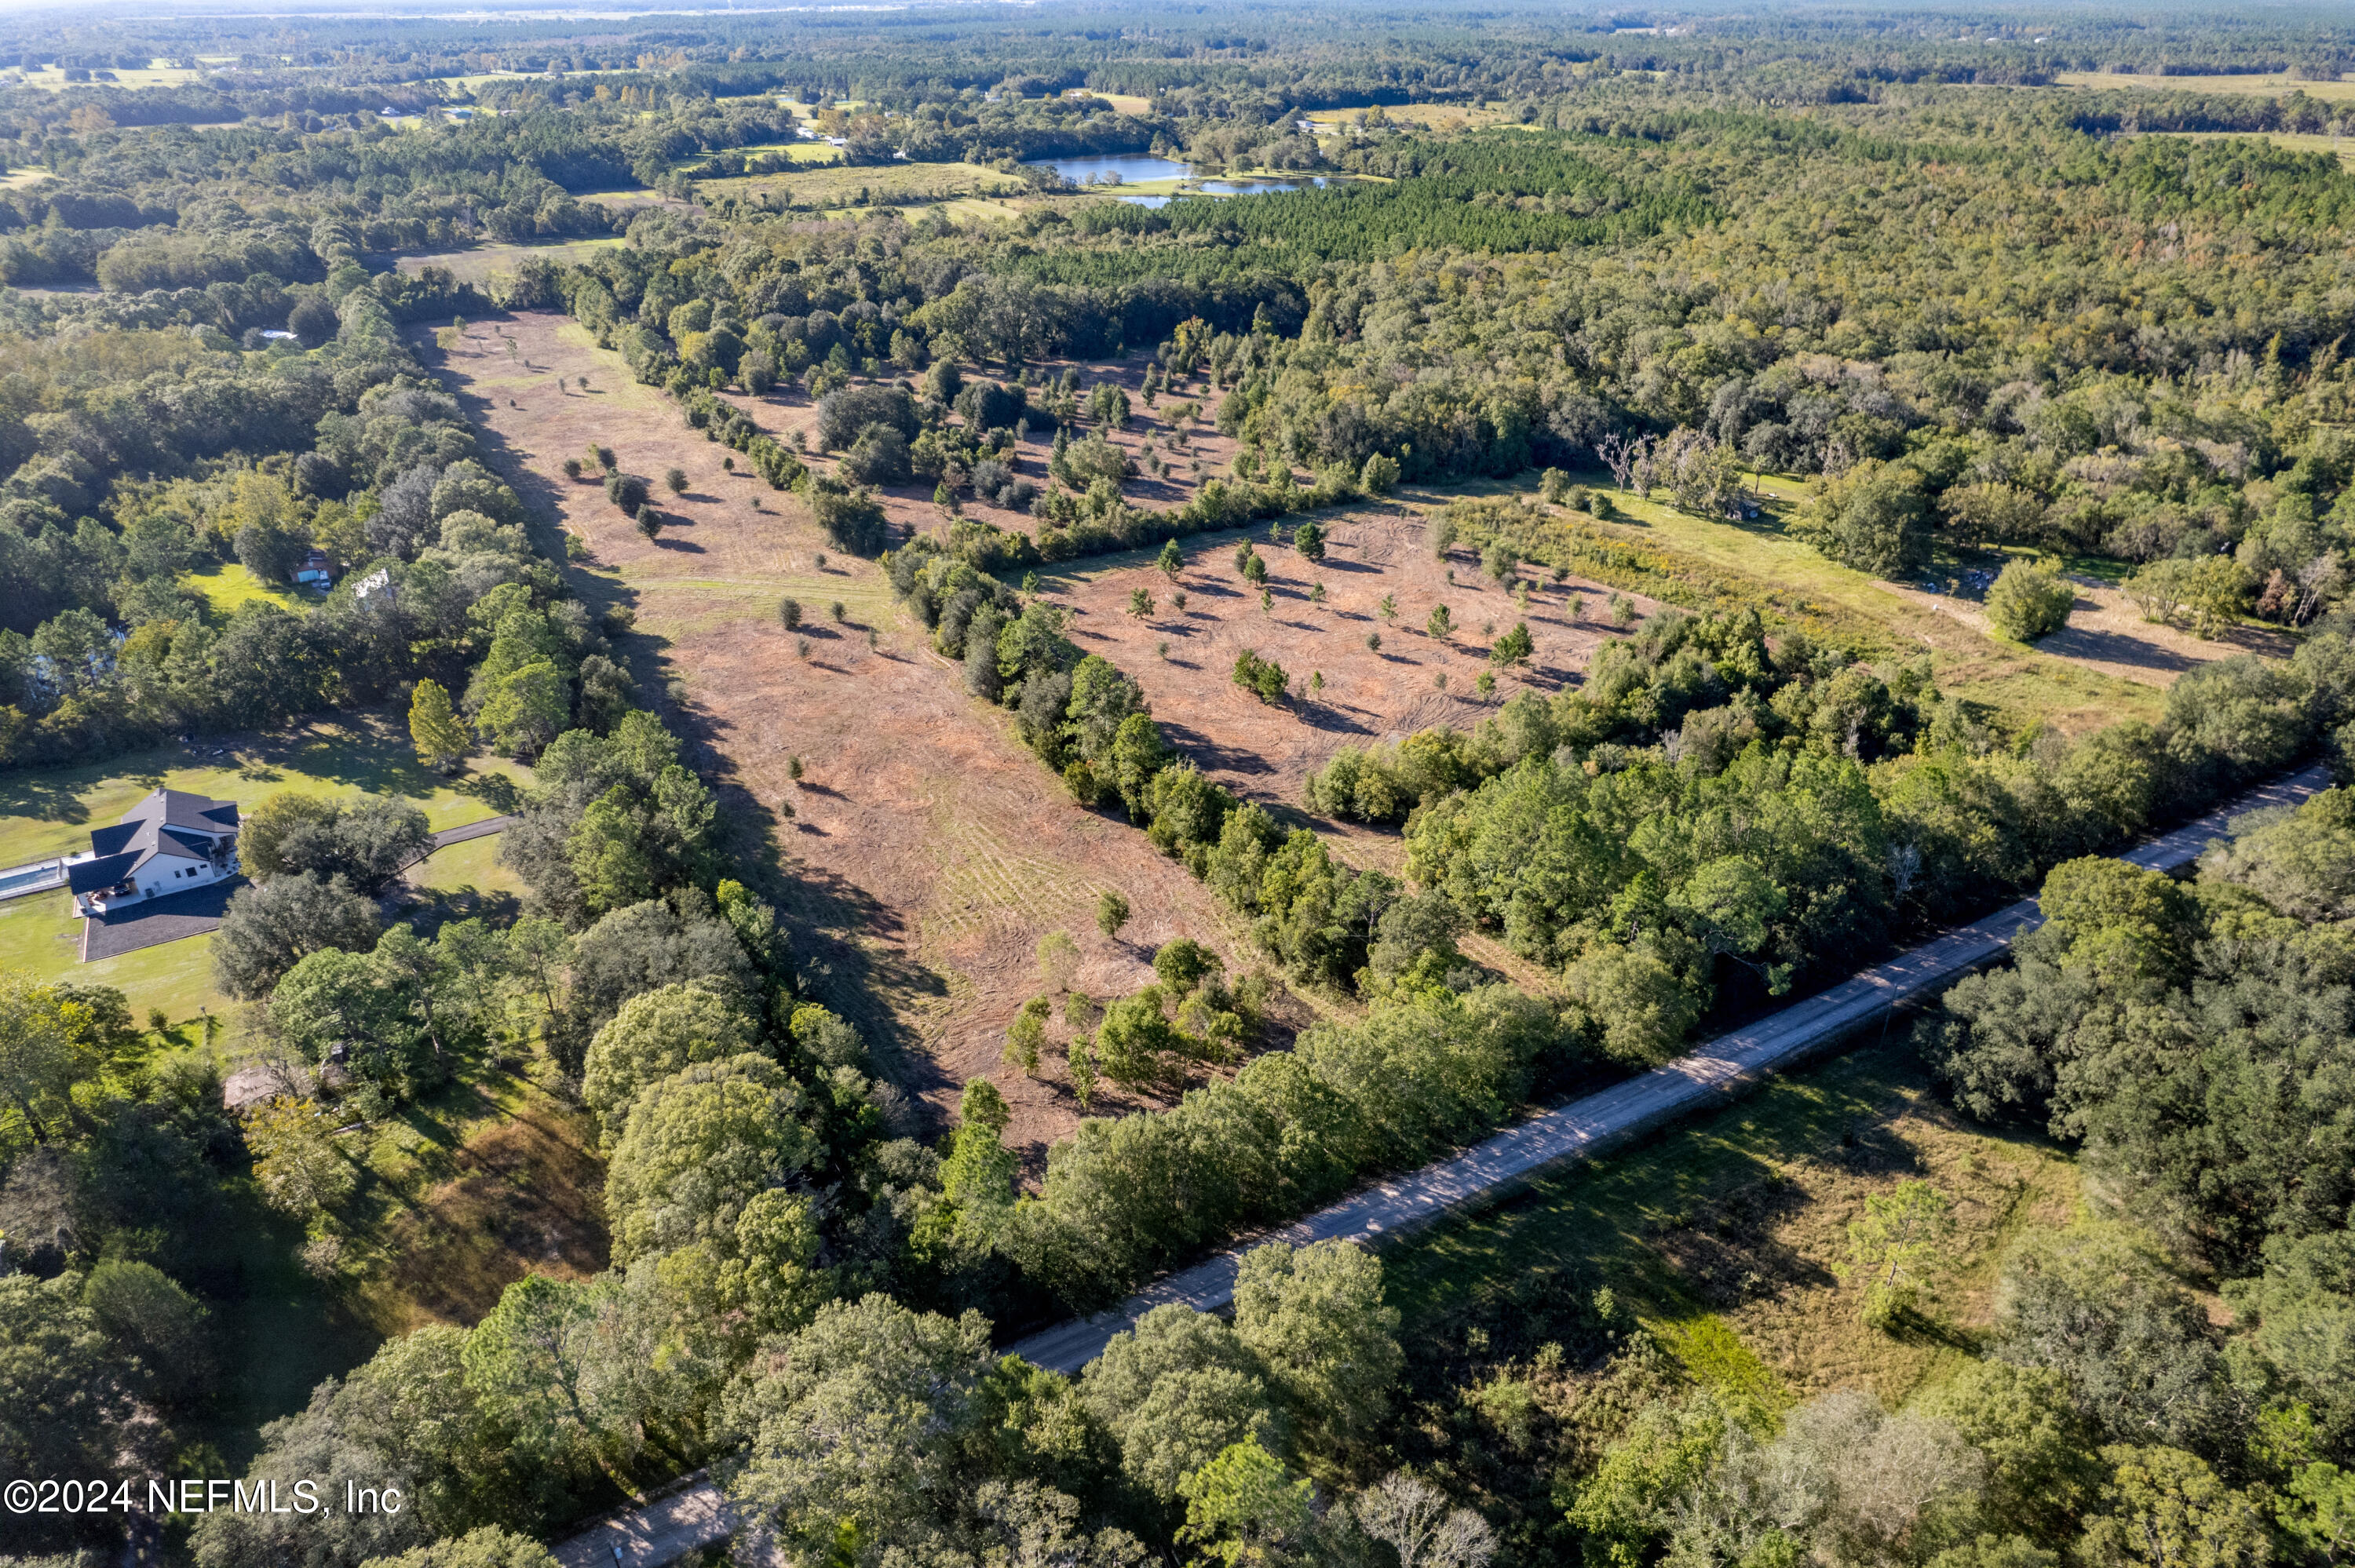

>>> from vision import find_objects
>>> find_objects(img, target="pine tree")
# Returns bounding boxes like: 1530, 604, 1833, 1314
408, 678, 469, 774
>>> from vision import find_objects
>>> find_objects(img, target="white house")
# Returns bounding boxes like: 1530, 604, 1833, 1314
293, 549, 335, 589
66, 789, 241, 916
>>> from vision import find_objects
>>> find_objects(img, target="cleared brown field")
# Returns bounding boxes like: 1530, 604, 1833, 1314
417, 312, 1256, 1162
1046, 508, 1654, 871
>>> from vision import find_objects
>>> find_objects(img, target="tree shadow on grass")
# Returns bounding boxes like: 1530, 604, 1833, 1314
429, 323, 954, 1118
1879, 1302, 1985, 1352
658, 663, 952, 1117
423, 318, 577, 569
2035, 621, 2201, 676
1294, 703, 1375, 737
1158, 720, 1277, 778
0, 756, 146, 827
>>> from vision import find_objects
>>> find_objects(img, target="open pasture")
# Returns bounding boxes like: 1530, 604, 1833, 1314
417, 312, 1258, 1161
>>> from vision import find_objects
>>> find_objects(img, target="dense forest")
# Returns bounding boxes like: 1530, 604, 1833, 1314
6, 4, 2355, 1568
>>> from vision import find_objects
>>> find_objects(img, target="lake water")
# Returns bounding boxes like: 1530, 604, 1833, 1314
1025, 154, 1330, 206
1031, 153, 1189, 185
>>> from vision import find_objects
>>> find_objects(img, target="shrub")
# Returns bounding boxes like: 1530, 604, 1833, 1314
605, 472, 649, 513
2126, 556, 2251, 640
816, 383, 918, 449
664, 467, 688, 495
955, 379, 1028, 432
803, 476, 890, 556
1234, 650, 1288, 705
969, 457, 1012, 497
739, 349, 776, 396
779, 596, 802, 629
843, 424, 913, 486
1984, 560, 2076, 641
1482, 540, 1518, 586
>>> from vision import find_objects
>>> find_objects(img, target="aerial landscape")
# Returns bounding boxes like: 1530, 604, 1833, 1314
2, 1, 2354, 1565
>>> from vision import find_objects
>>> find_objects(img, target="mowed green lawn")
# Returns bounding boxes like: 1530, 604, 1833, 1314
0, 712, 531, 1023
182, 562, 306, 615
0, 712, 529, 867
0, 891, 221, 1023
405, 830, 528, 904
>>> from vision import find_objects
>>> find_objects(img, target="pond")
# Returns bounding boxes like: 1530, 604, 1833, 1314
1029, 153, 1189, 185
1023, 153, 1333, 206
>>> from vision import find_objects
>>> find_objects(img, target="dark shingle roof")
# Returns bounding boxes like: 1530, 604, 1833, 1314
124, 789, 239, 835
68, 851, 142, 895
72, 789, 239, 895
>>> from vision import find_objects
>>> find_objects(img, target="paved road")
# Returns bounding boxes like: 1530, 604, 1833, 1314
544, 762, 2328, 1565
396, 815, 519, 880
552, 1475, 732, 1568
427, 813, 517, 850
1002, 761, 2331, 1374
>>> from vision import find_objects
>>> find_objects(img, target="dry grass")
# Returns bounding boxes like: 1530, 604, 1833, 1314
2057, 71, 2355, 100
1879, 573, 2291, 689
1043, 507, 1653, 871
1307, 100, 1535, 133
1474, 473, 2195, 735
395, 237, 628, 286
3, 64, 207, 91
418, 312, 1259, 1161
1386, 1034, 2083, 1411
695, 159, 1024, 213
345, 1065, 609, 1334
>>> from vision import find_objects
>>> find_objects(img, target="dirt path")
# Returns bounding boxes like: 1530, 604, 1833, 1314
419, 312, 1245, 1159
